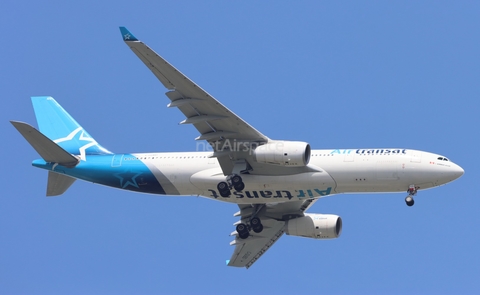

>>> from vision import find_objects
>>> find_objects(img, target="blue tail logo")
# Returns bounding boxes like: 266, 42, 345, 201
31, 96, 111, 160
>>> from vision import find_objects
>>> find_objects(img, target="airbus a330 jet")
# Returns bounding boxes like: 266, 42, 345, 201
11, 27, 464, 268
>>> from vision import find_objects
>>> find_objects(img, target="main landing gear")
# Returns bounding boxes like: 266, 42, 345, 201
217, 174, 245, 197
236, 217, 264, 239
235, 204, 265, 239
405, 185, 418, 207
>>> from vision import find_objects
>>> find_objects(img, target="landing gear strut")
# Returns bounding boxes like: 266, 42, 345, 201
405, 185, 418, 207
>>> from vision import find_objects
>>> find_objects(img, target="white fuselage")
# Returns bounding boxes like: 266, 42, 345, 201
129, 148, 464, 204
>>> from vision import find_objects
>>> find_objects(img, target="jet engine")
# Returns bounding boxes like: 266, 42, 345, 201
285, 214, 342, 239
254, 141, 311, 167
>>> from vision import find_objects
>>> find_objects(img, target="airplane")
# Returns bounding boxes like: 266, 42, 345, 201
10, 27, 464, 269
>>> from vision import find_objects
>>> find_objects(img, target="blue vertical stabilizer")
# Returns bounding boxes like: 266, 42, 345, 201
31, 96, 111, 159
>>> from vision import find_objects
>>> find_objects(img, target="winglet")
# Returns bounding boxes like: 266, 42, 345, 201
119, 27, 138, 41
225, 260, 230, 265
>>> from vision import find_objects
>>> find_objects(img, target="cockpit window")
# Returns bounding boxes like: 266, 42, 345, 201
437, 157, 449, 161
444, 158, 449, 161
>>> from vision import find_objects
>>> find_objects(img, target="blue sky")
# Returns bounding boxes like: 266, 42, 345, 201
1, 1, 479, 294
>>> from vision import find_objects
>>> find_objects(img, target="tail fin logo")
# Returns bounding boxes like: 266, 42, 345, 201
53, 127, 102, 161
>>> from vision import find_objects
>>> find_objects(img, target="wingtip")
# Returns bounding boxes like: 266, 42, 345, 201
119, 26, 138, 41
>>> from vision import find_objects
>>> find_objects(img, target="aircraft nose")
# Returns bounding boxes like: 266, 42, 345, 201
432, 161, 464, 185
452, 164, 464, 180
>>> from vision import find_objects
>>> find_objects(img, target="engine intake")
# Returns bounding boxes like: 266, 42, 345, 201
254, 141, 311, 167
285, 214, 342, 239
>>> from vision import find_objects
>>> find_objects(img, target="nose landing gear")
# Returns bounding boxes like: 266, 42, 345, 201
405, 185, 418, 207
405, 195, 414, 206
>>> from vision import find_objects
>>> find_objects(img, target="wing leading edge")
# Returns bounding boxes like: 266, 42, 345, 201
119, 27, 269, 146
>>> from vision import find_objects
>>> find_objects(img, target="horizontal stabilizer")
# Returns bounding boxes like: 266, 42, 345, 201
10, 121, 79, 167
47, 171, 76, 196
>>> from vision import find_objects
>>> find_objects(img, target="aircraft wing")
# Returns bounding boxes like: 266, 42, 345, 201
120, 27, 272, 175
228, 199, 317, 268
120, 27, 269, 143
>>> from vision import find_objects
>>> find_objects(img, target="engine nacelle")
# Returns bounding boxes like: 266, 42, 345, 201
254, 141, 311, 167
285, 214, 342, 239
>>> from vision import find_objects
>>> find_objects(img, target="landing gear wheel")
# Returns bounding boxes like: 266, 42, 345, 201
405, 196, 414, 207
250, 217, 263, 233
231, 175, 245, 191
217, 182, 228, 191
234, 182, 245, 192
236, 223, 250, 239
220, 190, 231, 197
252, 224, 264, 233
236, 223, 247, 232
217, 181, 231, 197
231, 175, 242, 185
